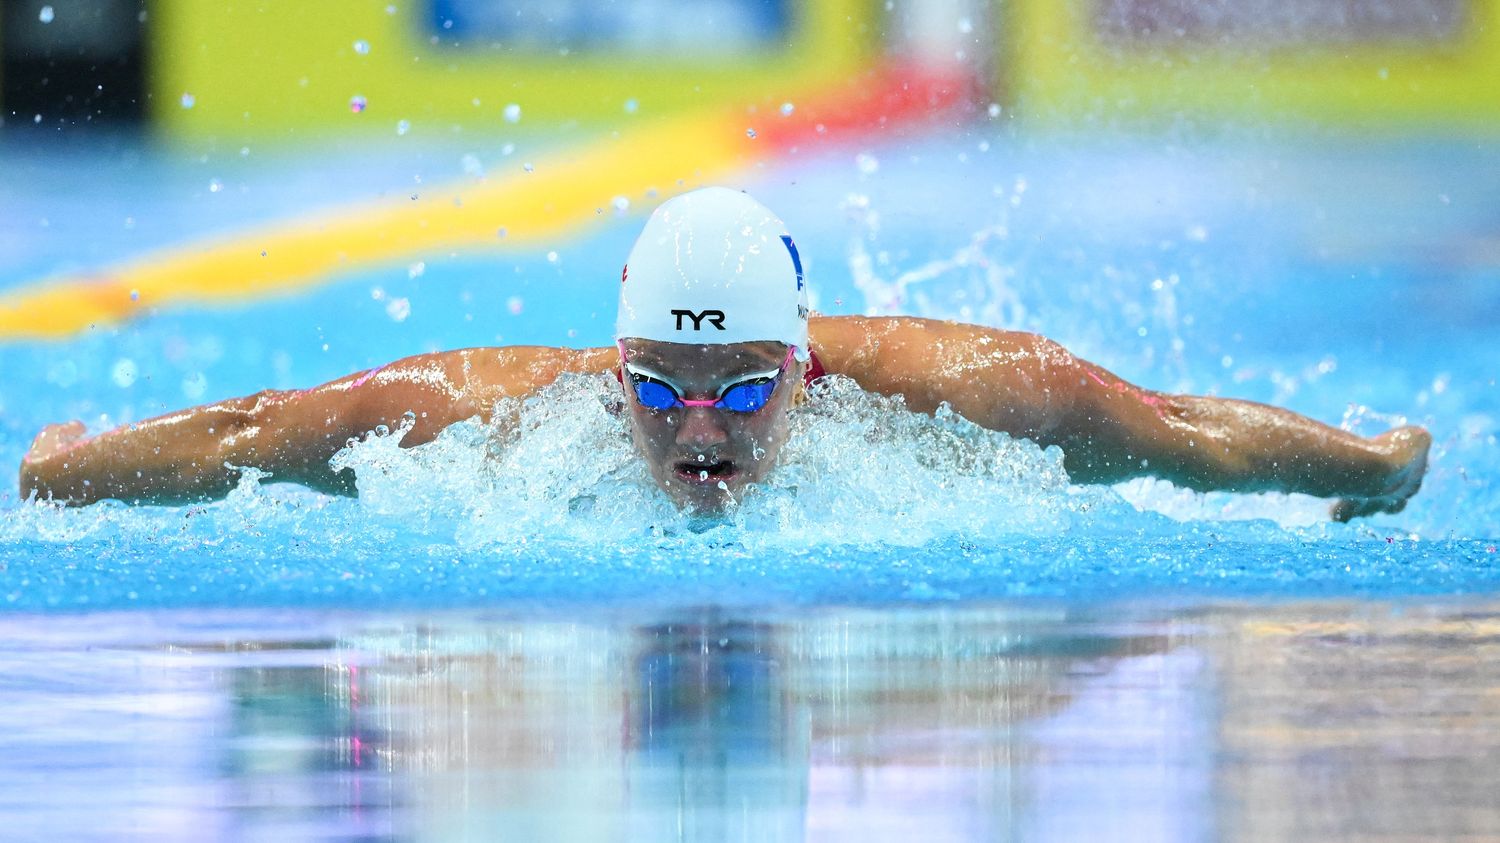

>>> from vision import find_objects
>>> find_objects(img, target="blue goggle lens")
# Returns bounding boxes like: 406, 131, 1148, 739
628, 375, 780, 413
718, 380, 777, 412
632, 379, 680, 410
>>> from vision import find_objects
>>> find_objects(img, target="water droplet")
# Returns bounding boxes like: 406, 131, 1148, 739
501, 143, 515, 156
111, 359, 138, 388
32, 114, 42, 124
260, 250, 267, 257
699, 470, 709, 481
370, 287, 386, 301
385, 4, 397, 13
507, 296, 524, 315
957, 17, 973, 34
180, 92, 196, 109
503, 103, 521, 123
38, 6, 54, 23
546, 251, 559, 263
987, 103, 1001, 118
855, 152, 879, 175
182, 372, 208, 400
385, 297, 411, 322
129, 289, 140, 302
395, 119, 410, 135
408, 261, 425, 279
745, 127, 757, 138
623, 98, 638, 114
353, 39, 371, 55
496, 227, 507, 238
349, 95, 368, 113
611, 195, 630, 215
780, 101, 794, 116
523, 162, 534, 173
240, 146, 251, 156
208, 178, 223, 193
461, 153, 483, 175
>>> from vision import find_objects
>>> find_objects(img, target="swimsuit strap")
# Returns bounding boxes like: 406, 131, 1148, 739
803, 347, 826, 387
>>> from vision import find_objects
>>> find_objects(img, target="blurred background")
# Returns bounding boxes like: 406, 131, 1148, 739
4, 0, 1497, 137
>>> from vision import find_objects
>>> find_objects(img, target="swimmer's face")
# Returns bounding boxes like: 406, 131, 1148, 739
618, 339, 803, 513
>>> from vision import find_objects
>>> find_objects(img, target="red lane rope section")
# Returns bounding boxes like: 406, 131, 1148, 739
755, 61, 980, 153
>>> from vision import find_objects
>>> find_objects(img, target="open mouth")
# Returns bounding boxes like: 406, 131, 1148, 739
673, 459, 738, 485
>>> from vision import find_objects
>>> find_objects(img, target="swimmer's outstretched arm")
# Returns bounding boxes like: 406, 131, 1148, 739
812, 316, 1430, 520
19, 345, 616, 506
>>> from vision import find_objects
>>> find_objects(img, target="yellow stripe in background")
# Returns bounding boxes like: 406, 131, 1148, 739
0, 110, 754, 342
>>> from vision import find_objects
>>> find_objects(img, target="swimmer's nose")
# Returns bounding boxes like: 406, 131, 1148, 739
675, 406, 729, 448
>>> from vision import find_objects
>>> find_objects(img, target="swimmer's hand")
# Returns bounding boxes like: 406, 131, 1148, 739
19, 420, 89, 501
1330, 426, 1431, 522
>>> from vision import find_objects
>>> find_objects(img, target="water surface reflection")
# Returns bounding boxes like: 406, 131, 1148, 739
2, 603, 1497, 841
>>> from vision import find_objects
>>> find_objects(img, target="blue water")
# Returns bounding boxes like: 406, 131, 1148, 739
2, 130, 1497, 612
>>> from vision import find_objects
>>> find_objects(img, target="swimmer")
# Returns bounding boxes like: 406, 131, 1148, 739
19, 187, 1430, 521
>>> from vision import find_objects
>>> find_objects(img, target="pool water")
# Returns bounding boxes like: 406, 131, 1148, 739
1, 127, 1498, 839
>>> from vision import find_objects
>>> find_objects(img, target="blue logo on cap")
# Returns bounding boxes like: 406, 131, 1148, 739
780, 235, 804, 291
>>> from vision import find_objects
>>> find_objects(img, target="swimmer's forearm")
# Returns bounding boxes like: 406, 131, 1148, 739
1057, 391, 1409, 499
19, 399, 355, 506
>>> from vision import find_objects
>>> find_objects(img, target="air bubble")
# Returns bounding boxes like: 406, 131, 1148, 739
503, 103, 521, 123
39, 6, 54, 23
396, 119, 410, 135
180, 93, 196, 109
353, 39, 370, 55
349, 95, 368, 114
780, 102, 795, 116
746, 128, 757, 138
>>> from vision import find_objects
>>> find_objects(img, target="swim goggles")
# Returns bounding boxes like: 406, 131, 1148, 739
617, 342, 797, 413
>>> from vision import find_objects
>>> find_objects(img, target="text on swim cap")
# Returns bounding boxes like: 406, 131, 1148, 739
671, 309, 726, 331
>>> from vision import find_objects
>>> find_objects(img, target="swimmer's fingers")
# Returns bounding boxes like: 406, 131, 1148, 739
1330, 493, 1410, 523
22, 420, 88, 465
1329, 426, 1430, 522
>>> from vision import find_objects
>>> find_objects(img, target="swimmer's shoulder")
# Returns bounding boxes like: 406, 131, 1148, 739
809, 315, 1043, 383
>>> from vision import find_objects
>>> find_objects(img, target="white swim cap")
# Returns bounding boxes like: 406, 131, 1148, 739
616, 187, 810, 360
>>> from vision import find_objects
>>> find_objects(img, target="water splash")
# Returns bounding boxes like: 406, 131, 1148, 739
325, 373, 1094, 552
